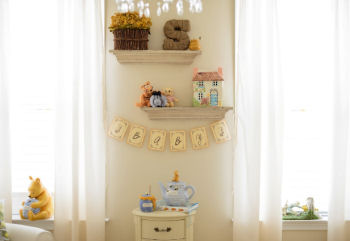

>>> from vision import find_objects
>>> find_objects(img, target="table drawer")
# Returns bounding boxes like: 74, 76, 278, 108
142, 219, 185, 240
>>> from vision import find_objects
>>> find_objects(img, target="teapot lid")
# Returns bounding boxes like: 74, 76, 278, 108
168, 181, 185, 186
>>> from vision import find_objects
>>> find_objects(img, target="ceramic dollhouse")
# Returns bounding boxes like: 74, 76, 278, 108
192, 67, 224, 107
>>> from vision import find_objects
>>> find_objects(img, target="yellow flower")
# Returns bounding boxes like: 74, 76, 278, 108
109, 11, 151, 30
301, 205, 308, 212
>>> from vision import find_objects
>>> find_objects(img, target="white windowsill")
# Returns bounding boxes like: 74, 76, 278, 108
231, 218, 328, 231
12, 215, 111, 232
12, 214, 54, 231
283, 218, 328, 231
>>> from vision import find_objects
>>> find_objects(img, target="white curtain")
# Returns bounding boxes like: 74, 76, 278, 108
328, 1, 350, 241
54, 0, 106, 241
234, 0, 283, 240
0, 0, 12, 223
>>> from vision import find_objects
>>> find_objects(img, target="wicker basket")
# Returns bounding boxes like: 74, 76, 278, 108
113, 29, 150, 50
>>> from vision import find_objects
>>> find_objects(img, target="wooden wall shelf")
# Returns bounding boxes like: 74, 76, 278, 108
109, 50, 201, 64
142, 107, 233, 120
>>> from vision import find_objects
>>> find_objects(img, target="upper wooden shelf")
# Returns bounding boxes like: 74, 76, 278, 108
109, 50, 201, 64
142, 106, 233, 120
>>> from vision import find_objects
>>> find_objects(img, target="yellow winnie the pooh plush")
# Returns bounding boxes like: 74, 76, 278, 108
19, 176, 53, 221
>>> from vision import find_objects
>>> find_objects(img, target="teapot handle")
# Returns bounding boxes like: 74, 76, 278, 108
185, 185, 196, 200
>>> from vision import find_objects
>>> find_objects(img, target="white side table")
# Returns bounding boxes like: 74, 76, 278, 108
132, 208, 196, 241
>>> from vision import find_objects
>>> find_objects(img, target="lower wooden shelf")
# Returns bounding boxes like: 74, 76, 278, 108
142, 106, 233, 120
109, 50, 201, 64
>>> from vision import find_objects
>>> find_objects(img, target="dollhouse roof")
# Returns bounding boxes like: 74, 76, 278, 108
192, 71, 224, 82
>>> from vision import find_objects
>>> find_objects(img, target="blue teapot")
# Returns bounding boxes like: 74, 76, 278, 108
159, 171, 196, 206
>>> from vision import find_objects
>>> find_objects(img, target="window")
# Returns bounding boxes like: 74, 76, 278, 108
198, 92, 203, 100
280, 0, 332, 212
198, 81, 204, 87
212, 81, 218, 86
8, 0, 57, 215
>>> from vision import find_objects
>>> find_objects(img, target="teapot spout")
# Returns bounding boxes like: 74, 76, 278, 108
158, 182, 167, 200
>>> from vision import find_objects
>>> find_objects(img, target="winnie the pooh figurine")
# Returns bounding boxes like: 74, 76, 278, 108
19, 176, 53, 221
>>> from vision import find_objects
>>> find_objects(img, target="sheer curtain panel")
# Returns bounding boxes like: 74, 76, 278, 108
0, 0, 12, 223
54, 0, 106, 241
234, 0, 283, 241
328, 1, 350, 241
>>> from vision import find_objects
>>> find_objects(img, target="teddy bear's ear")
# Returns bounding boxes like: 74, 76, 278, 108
35, 178, 41, 184
29, 176, 33, 181
141, 81, 150, 89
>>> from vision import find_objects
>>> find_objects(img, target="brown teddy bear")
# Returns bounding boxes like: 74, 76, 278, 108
136, 81, 153, 107
162, 88, 179, 107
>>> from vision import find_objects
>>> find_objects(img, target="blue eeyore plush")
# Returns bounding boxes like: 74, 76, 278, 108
150, 91, 167, 107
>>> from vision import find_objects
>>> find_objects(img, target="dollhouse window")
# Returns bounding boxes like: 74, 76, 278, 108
198, 81, 204, 87
198, 92, 203, 100
212, 81, 218, 86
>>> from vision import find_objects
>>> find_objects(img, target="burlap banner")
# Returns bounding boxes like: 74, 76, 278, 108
108, 116, 231, 152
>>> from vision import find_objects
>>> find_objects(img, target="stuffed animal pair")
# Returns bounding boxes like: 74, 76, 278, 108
19, 176, 53, 221
136, 81, 178, 108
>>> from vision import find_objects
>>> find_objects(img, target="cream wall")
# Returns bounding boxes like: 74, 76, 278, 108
105, 1, 235, 241
104, 1, 329, 241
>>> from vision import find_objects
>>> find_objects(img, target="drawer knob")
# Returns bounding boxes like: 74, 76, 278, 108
154, 227, 172, 232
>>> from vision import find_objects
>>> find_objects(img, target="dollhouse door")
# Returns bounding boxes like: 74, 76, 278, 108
210, 89, 218, 106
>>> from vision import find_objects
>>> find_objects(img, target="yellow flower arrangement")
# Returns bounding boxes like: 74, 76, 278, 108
109, 12, 152, 31
301, 205, 308, 212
